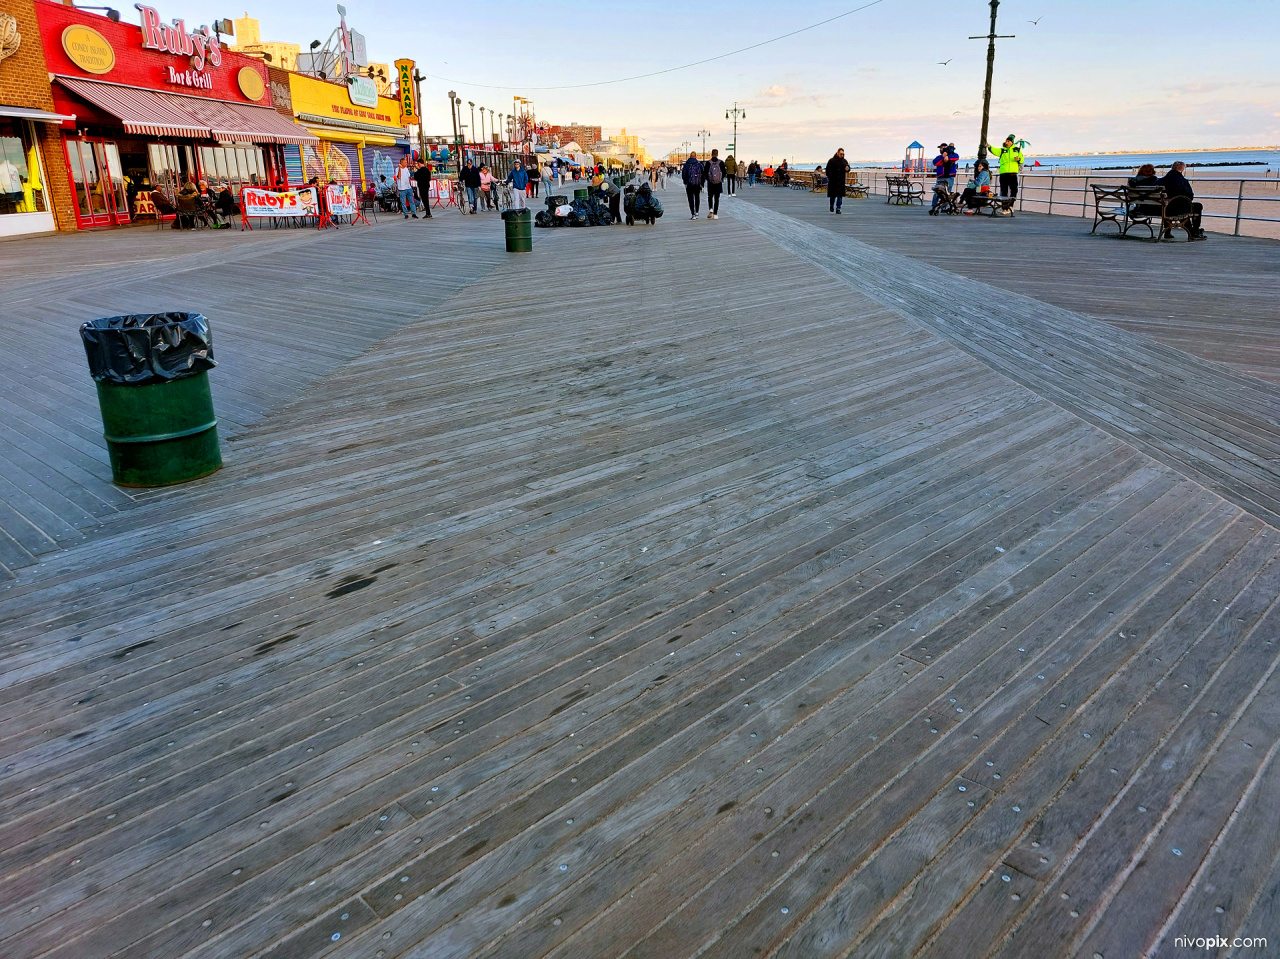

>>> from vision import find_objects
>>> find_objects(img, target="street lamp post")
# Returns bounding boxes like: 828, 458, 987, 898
969, 0, 1014, 160
697, 128, 710, 157
448, 91, 462, 177
479, 108, 486, 145
468, 102, 476, 147
725, 103, 745, 158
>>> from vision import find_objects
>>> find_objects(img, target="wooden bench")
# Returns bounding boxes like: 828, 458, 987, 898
885, 175, 924, 205
788, 171, 816, 191
845, 177, 869, 199
970, 193, 1016, 217
1090, 184, 1196, 241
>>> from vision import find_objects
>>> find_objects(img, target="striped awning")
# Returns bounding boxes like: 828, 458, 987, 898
57, 78, 208, 138
220, 104, 318, 145
178, 97, 318, 145
55, 78, 317, 145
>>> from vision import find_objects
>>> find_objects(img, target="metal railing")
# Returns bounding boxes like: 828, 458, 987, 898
850, 169, 1280, 237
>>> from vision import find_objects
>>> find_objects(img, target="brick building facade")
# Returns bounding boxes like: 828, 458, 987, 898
0, 0, 77, 234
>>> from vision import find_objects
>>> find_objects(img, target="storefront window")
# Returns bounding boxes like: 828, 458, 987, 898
196, 145, 265, 195
0, 119, 49, 216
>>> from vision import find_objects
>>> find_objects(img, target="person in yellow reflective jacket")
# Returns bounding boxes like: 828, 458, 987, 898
986, 134, 1025, 205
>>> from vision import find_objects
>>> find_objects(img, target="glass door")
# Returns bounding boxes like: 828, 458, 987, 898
97, 142, 130, 224
66, 138, 130, 227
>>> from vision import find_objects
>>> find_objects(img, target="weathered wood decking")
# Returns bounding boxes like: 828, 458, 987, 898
1, 196, 1279, 958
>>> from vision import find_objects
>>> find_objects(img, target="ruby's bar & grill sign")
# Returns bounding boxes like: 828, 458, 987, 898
36, 0, 315, 230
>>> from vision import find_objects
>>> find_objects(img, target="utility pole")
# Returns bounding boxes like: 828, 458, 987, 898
969, 0, 1014, 160
412, 69, 426, 160
697, 128, 710, 157
725, 103, 745, 157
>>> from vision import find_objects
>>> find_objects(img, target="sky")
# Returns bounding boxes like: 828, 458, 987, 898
156, 0, 1279, 162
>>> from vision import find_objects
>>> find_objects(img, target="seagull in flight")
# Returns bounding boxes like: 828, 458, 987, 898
1028, 16, 1042, 24
938, 58, 953, 66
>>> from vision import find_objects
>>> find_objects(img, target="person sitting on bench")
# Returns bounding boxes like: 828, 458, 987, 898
960, 160, 992, 214
1126, 163, 1164, 220
1159, 161, 1206, 240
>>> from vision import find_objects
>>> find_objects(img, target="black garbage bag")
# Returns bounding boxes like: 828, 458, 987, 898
81, 312, 215, 385
545, 194, 568, 209
501, 208, 530, 221
534, 210, 555, 228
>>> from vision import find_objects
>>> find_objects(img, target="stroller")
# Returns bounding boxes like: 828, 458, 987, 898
929, 183, 962, 216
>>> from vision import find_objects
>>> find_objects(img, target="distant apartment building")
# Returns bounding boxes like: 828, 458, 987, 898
230, 14, 300, 71
549, 123, 601, 150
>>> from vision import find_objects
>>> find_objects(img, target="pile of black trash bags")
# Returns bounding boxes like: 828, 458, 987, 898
533, 193, 612, 228
624, 183, 664, 225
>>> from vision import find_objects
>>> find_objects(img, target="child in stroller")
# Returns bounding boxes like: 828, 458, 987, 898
928, 182, 962, 215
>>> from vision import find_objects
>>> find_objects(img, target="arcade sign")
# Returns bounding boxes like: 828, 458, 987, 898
134, 4, 222, 71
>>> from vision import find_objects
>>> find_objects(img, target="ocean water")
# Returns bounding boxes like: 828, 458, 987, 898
837, 148, 1280, 172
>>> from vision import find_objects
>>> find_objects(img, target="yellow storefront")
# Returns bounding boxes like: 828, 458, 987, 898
284, 72, 407, 191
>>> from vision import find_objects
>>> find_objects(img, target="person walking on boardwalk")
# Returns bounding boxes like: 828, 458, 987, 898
682, 151, 704, 219
986, 134, 1024, 205
505, 160, 529, 210
460, 159, 481, 214
395, 157, 417, 219
724, 154, 737, 196
527, 161, 541, 198
703, 149, 727, 219
826, 148, 850, 213
413, 160, 433, 218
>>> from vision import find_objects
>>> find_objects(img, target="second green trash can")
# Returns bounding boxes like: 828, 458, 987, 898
80, 312, 222, 487
502, 208, 532, 252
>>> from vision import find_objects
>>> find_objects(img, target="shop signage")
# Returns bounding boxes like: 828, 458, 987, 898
347, 75, 377, 108
135, 5, 221, 71
395, 59, 418, 124
62, 24, 116, 75
1, 13, 21, 67
325, 184, 356, 216
237, 67, 265, 101
166, 65, 211, 89
242, 186, 318, 218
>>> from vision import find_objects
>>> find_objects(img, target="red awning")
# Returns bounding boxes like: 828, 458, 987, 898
174, 96, 318, 145
56, 77, 317, 145
57, 77, 207, 138
219, 103, 318, 146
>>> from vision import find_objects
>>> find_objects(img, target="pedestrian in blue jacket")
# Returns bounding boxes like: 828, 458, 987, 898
505, 160, 529, 210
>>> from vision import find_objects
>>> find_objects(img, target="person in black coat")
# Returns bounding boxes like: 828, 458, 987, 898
701, 149, 728, 219
413, 161, 433, 218
1159, 161, 1205, 239
826, 148, 850, 213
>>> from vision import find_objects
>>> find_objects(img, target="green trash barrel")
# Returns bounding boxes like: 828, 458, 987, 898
96, 373, 221, 486
80, 311, 222, 487
503, 208, 532, 253
574, 188, 588, 202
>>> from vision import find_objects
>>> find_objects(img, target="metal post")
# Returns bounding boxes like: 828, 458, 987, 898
412, 70, 426, 161
1235, 179, 1245, 236
449, 92, 462, 178
1081, 176, 1089, 217
970, 0, 1013, 161
1047, 175, 1054, 215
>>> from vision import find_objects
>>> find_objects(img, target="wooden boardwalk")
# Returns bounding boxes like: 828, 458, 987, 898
1, 196, 1279, 959
0, 217, 511, 575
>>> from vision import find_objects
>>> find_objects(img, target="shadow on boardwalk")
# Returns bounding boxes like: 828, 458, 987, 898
0, 198, 1278, 959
